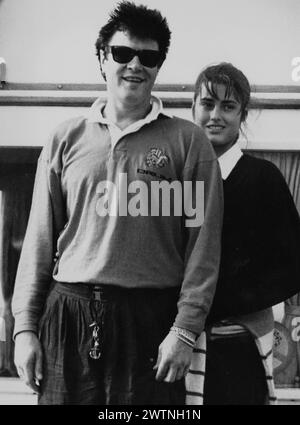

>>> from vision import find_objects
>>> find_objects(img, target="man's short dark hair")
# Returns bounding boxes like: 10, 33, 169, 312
95, 1, 171, 67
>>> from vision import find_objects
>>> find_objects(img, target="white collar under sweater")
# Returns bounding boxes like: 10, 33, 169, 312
218, 142, 243, 180
87, 95, 172, 149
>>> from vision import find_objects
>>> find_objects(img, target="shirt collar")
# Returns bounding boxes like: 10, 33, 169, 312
87, 95, 172, 125
218, 142, 243, 180
87, 95, 172, 148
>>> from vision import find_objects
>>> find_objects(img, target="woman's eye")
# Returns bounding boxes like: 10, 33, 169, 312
223, 104, 235, 111
200, 102, 214, 110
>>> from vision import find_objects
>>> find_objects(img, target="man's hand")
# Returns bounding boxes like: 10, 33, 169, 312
153, 331, 194, 382
14, 331, 43, 394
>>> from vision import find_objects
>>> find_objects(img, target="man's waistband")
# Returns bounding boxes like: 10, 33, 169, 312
52, 280, 180, 301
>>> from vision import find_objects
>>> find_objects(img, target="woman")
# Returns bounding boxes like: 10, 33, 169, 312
189, 63, 300, 405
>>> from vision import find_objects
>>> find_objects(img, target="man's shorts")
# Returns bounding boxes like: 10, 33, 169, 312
38, 281, 185, 405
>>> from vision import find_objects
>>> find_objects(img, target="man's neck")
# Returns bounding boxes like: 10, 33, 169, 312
104, 97, 152, 130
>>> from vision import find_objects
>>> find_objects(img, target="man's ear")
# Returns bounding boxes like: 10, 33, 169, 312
99, 49, 106, 66
99, 49, 107, 82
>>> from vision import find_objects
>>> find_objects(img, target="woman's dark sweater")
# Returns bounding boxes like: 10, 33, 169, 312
207, 154, 300, 324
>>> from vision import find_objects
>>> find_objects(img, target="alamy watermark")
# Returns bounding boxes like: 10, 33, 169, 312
291, 57, 300, 82
95, 173, 204, 227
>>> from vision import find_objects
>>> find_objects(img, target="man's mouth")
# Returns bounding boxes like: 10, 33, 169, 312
122, 76, 145, 83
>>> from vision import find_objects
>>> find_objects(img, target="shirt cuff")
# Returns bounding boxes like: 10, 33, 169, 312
174, 304, 207, 336
13, 312, 39, 340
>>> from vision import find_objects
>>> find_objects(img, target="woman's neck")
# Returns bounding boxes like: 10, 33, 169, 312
214, 135, 239, 158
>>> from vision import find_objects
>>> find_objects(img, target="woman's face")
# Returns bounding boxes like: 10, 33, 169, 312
193, 83, 242, 156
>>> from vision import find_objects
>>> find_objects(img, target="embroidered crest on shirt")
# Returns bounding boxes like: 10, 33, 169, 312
145, 148, 169, 168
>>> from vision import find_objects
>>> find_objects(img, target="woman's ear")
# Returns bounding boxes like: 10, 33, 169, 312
242, 108, 248, 121
192, 100, 196, 119
192, 94, 199, 120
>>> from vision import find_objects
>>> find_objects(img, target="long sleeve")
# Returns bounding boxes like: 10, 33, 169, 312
174, 143, 223, 335
12, 146, 67, 337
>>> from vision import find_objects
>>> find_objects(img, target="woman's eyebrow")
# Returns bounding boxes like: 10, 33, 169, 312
200, 96, 215, 101
221, 99, 239, 104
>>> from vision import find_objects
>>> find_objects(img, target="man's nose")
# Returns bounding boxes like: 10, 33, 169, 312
127, 54, 143, 70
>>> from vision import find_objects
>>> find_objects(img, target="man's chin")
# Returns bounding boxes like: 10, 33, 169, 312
120, 89, 151, 103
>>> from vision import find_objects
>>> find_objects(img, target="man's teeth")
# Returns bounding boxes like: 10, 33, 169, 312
124, 77, 143, 82
208, 125, 224, 129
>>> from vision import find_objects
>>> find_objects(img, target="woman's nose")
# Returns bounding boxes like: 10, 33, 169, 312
210, 106, 221, 120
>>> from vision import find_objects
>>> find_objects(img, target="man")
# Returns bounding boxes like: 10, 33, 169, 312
12, 2, 223, 405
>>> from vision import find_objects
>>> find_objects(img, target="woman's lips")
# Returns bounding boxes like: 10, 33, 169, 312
206, 125, 226, 134
207, 125, 225, 130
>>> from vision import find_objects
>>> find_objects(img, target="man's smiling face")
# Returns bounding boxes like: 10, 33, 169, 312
101, 30, 160, 107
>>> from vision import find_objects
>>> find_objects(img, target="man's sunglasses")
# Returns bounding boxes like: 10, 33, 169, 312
105, 46, 162, 68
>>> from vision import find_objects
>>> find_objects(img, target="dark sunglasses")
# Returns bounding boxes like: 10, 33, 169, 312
106, 45, 161, 68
